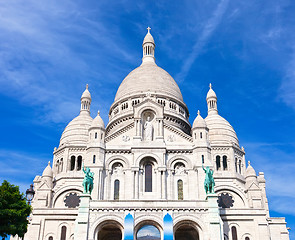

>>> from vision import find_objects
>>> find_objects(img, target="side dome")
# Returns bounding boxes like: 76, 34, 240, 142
114, 62, 184, 103
192, 110, 207, 129
59, 114, 93, 146
90, 111, 105, 129
205, 114, 239, 145
42, 162, 53, 178
246, 162, 257, 178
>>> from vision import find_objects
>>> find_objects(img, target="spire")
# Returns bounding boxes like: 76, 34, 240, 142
142, 27, 155, 65
80, 84, 91, 115
206, 83, 218, 114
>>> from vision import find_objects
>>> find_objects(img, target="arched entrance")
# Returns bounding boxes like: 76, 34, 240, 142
97, 221, 122, 240
174, 221, 199, 240
136, 224, 161, 240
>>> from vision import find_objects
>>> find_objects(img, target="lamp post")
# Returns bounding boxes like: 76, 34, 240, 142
25, 184, 35, 205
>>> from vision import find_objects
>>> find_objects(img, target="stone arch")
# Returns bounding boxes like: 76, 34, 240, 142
173, 218, 203, 240
90, 216, 124, 240
52, 185, 83, 208
215, 185, 248, 208
134, 100, 164, 119
241, 233, 253, 240
134, 215, 163, 239
168, 155, 193, 170
105, 155, 130, 170
135, 153, 162, 167
44, 233, 55, 240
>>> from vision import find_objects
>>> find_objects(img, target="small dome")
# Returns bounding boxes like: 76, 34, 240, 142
114, 62, 184, 103
42, 162, 53, 178
246, 162, 257, 178
205, 113, 239, 145
81, 84, 91, 99
90, 111, 105, 129
143, 27, 154, 44
59, 114, 93, 146
206, 84, 217, 100
192, 110, 207, 129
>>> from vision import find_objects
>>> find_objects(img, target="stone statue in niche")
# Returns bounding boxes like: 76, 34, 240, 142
113, 163, 123, 174
175, 163, 185, 175
143, 116, 154, 141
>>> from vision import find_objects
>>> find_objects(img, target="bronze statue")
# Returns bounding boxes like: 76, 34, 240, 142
82, 163, 94, 195
202, 165, 215, 194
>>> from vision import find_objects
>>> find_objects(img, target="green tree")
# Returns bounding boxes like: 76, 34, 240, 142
0, 180, 32, 240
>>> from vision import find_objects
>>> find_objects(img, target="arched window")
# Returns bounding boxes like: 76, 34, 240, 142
235, 158, 238, 172
95, 132, 97, 139
56, 160, 60, 173
216, 156, 221, 170
239, 160, 242, 174
231, 226, 237, 240
70, 156, 75, 171
60, 158, 63, 173
223, 156, 228, 170
77, 156, 82, 171
177, 180, 183, 200
61, 226, 67, 240
114, 179, 120, 200
137, 225, 160, 240
93, 155, 96, 164
200, 132, 203, 138
202, 155, 204, 164
245, 237, 250, 240
145, 164, 152, 192
48, 237, 53, 240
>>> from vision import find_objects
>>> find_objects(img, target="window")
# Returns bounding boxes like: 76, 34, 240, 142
77, 156, 82, 171
60, 158, 63, 173
216, 156, 221, 170
235, 158, 238, 172
93, 155, 96, 164
48, 237, 53, 240
61, 226, 67, 240
245, 237, 250, 240
114, 180, 120, 200
239, 160, 242, 174
145, 164, 152, 192
56, 160, 60, 173
231, 226, 237, 240
223, 156, 228, 170
177, 180, 183, 200
200, 132, 203, 138
137, 225, 160, 240
70, 156, 75, 171
95, 132, 97, 139
202, 155, 204, 164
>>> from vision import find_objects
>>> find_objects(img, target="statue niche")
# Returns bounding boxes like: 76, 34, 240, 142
142, 111, 155, 141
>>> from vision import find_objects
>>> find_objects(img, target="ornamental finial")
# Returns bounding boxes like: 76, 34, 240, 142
147, 26, 151, 33
86, 84, 89, 90
97, 110, 100, 116
248, 161, 251, 166
209, 83, 212, 89
197, 110, 200, 116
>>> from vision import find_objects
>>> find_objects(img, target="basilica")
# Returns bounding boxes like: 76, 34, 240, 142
19, 29, 289, 240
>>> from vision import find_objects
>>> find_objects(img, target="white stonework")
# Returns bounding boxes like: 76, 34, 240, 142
14, 28, 290, 240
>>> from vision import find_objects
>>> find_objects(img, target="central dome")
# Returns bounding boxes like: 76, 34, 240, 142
114, 62, 184, 103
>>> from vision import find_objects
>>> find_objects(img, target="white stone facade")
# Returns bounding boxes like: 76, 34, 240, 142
15, 29, 289, 240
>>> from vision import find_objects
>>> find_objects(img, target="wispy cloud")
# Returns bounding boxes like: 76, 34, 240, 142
176, 0, 230, 82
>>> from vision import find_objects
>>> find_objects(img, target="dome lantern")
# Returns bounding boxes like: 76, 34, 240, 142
80, 84, 91, 115
142, 27, 155, 65
206, 83, 218, 115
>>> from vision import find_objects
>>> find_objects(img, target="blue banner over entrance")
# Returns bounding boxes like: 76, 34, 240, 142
163, 213, 173, 240
124, 213, 134, 240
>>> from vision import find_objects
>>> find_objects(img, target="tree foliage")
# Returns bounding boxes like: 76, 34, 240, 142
0, 180, 32, 239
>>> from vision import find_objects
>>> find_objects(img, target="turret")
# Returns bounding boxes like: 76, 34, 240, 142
206, 83, 218, 115
80, 84, 91, 115
88, 111, 105, 149
142, 27, 155, 65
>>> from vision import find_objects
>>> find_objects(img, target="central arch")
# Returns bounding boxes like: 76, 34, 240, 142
174, 220, 200, 240
95, 220, 123, 240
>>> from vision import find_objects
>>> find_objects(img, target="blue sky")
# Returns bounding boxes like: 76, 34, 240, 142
0, 0, 294, 238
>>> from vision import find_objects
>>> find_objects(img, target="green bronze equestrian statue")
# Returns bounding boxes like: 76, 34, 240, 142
82, 163, 94, 195
202, 165, 215, 194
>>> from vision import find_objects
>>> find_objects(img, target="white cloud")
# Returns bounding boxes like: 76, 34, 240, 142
176, 0, 230, 82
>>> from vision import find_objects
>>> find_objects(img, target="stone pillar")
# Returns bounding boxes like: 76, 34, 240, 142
206, 194, 223, 240
74, 194, 91, 240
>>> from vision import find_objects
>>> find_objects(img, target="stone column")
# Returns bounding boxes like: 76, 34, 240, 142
206, 194, 223, 240
74, 194, 91, 240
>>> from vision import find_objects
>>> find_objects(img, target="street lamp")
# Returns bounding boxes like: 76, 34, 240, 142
25, 184, 35, 205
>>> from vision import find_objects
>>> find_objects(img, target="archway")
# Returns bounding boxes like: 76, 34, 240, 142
174, 221, 199, 240
97, 222, 122, 240
136, 224, 161, 240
